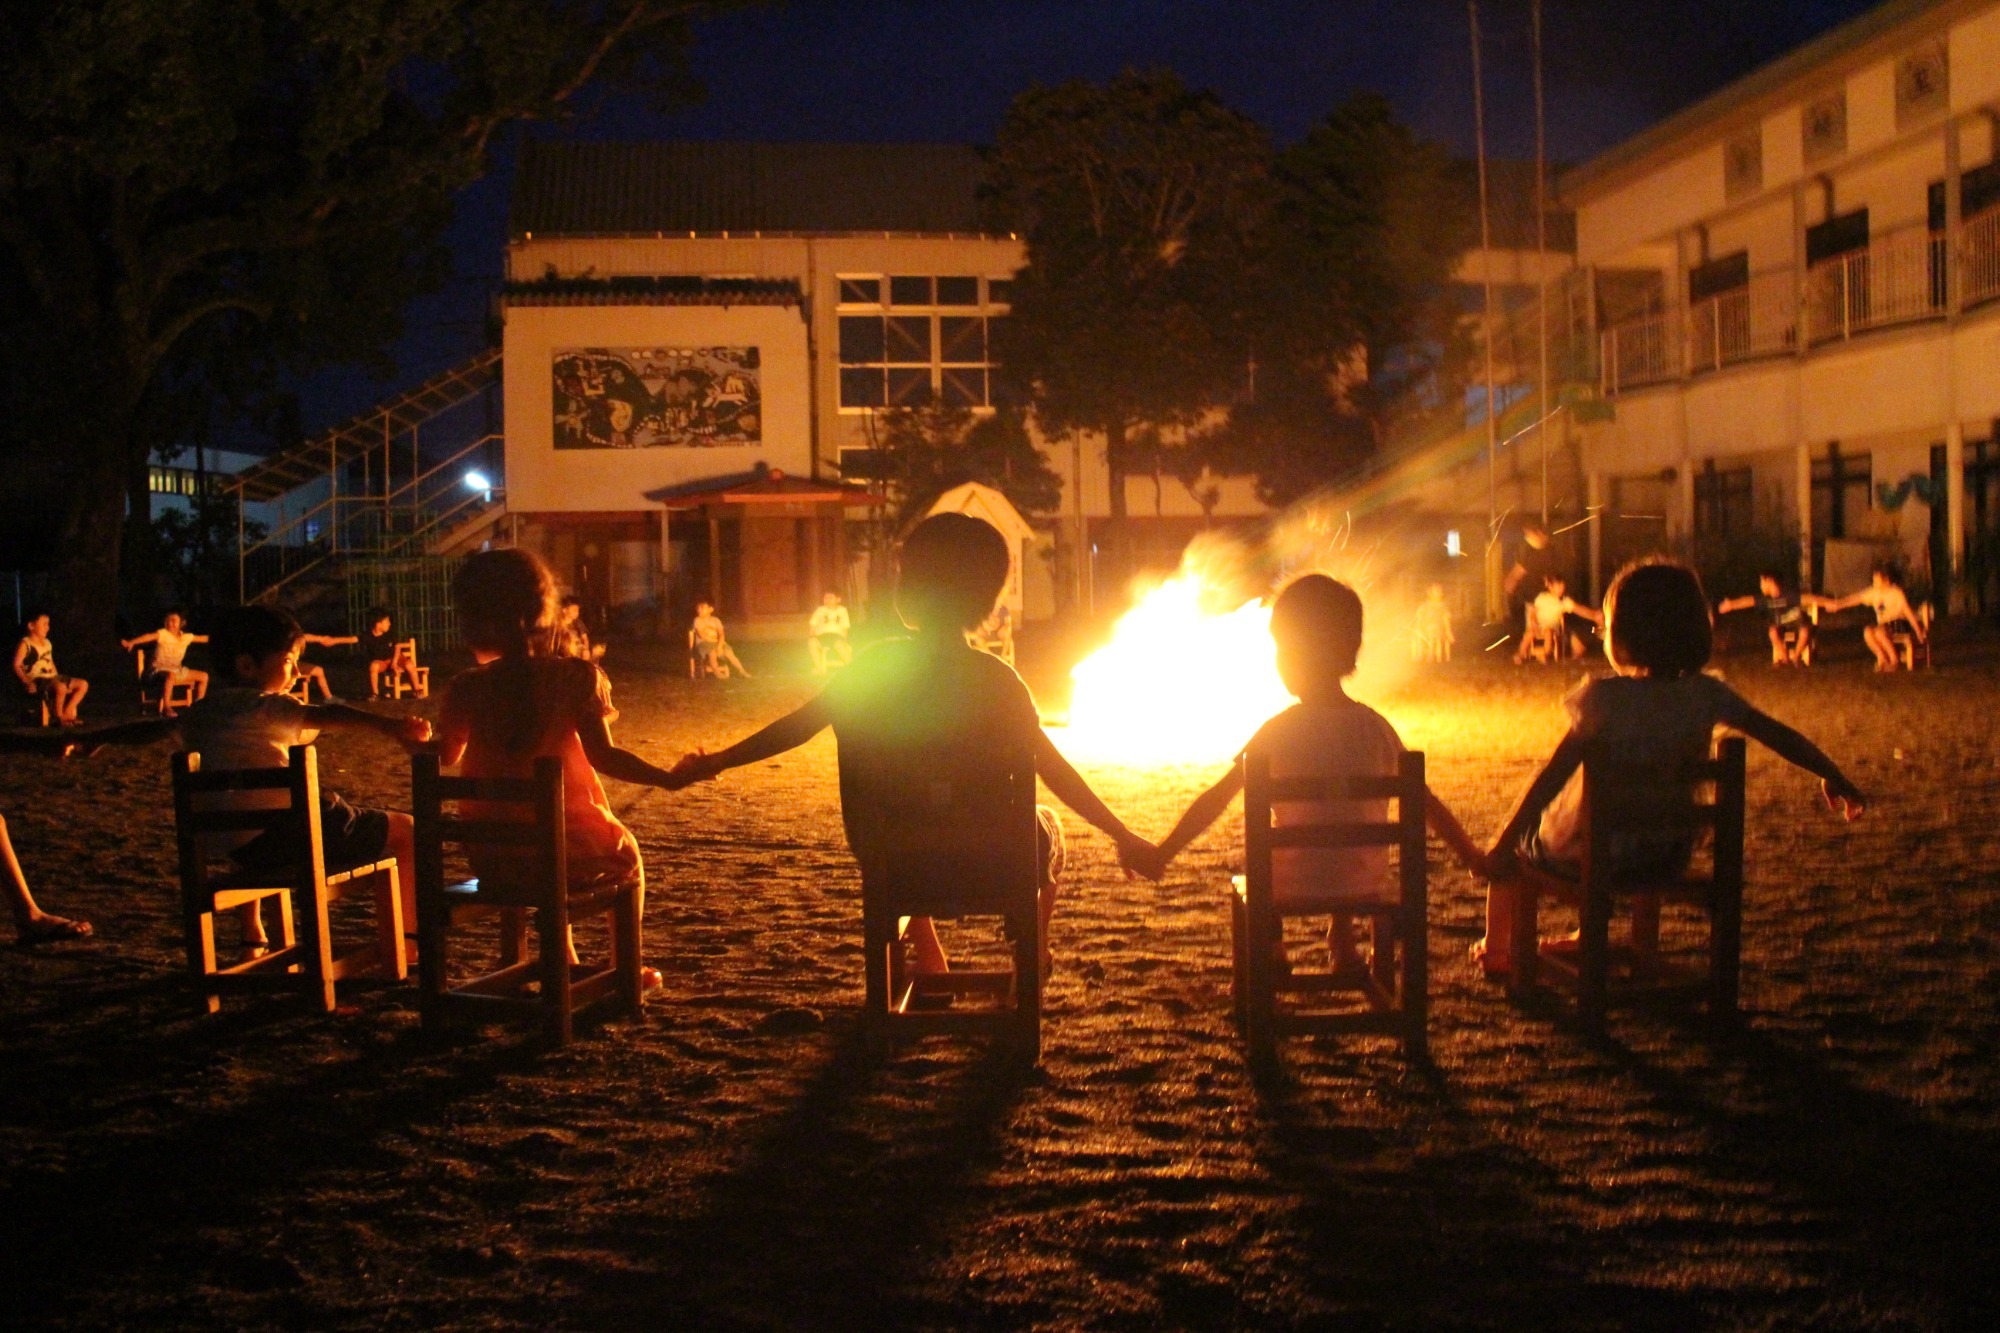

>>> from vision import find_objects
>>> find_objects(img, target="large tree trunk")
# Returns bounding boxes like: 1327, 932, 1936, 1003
1103, 415, 1129, 597
47, 440, 131, 666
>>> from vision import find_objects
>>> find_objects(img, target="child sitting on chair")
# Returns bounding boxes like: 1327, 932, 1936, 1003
92, 606, 432, 958
673, 513, 1156, 979
1474, 559, 1866, 979
122, 609, 209, 707
1718, 571, 1811, 666
430, 549, 684, 996
13, 611, 88, 725
1138, 575, 1483, 971
1410, 582, 1454, 663
293, 631, 358, 703
1808, 565, 1925, 672
688, 601, 751, 679
362, 609, 421, 698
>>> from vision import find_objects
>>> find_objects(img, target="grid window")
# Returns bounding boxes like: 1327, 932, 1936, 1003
1694, 463, 1754, 539
835, 277, 1009, 410
986, 277, 1014, 306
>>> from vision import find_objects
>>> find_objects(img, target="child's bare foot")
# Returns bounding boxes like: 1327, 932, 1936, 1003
17, 912, 92, 944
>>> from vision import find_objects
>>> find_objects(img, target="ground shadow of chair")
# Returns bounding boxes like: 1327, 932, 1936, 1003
1507, 736, 1746, 1033
411, 754, 641, 1046
136, 645, 195, 715
1231, 749, 1429, 1065
847, 741, 1043, 1062
171, 744, 405, 1014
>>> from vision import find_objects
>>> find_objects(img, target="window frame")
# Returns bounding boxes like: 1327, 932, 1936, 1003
834, 272, 1011, 414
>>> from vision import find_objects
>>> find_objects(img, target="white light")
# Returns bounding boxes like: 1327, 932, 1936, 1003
1445, 529, 1462, 557
464, 471, 492, 492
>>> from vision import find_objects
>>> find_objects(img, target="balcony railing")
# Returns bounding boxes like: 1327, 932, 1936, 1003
1687, 269, 1797, 372
1600, 308, 1680, 395
1805, 222, 1947, 343
1966, 203, 2000, 309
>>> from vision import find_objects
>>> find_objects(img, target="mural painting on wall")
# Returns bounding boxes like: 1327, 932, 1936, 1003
553, 347, 761, 449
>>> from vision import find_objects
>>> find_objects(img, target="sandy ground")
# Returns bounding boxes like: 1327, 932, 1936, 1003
3, 630, 1999, 1331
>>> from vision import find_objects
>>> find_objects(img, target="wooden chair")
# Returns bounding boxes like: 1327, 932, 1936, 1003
136, 645, 196, 714
1781, 604, 1818, 665
283, 673, 314, 704
171, 745, 405, 1015
1232, 749, 1430, 1064
1891, 602, 1933, 669
411, 754, 642, 1045
1506, 737, 1746, 1031
848, 742, 1043, 1060
1522, 613, 1565, 664
386, 639, 430, 699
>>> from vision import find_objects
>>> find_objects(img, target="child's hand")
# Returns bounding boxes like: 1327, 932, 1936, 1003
394, 716, 433, 748
668, 750, 717, 785
1116, 832, 1166, 882
1822, 777, 1866, 821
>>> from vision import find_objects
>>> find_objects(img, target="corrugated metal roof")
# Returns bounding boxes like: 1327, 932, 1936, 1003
511, 141, 993, 238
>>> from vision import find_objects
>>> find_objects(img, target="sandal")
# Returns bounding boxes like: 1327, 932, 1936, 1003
18, 914, 92, 944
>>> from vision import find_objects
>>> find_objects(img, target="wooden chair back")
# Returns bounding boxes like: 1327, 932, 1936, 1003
387, 639, 431, 698
1891, 602, 1933, 669
1235, 749, 1429, 1061
842, 740, 1042, 1058
1511, 736, 1746, 1028
1523, 615, 1564, 663
171, 744, 403, 1014
411, 754, 641, 1045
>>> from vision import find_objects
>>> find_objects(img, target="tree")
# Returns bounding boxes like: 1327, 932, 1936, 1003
863, 401, 1060, 531
983, 70, 1269, 532
1207, 94, 1475, 506
0, 0, 720, 648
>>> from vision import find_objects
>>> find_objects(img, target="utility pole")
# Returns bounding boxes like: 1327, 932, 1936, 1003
1471, 1, 1501, 619
1533, 0, 1551, 526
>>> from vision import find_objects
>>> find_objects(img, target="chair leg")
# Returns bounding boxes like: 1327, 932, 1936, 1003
185, 901, 221, 1016
301, 881, 338, 1013
1011, 909, 1042, 1063
1243, 905, 1277, 1065
1229, 895, 1248, 1032
1577, 884, 1611, 1031
499, 909, 527, 967
373, 866, 407, 982
541, 899, 573, 1046
861, 907, 892, 1038
1711, 884, 1743, 1021
417, 888, 449, 1033
1507, 880, 1540, 997
613, 886, 643, 1016
1403, 898, 1429, 1060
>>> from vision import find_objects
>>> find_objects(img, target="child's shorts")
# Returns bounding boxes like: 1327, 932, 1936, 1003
1514, 827, 1693, 885
230, 794, 392, 876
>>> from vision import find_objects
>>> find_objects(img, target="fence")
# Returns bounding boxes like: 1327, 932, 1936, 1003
1805, 223, 1946, 343
341, 556, 462, 649
1687, 269, 1797, 372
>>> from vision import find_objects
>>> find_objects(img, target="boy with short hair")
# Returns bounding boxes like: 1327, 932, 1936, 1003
123, 609, 210, 707
688, 601, 751, 678
1718, 571, 1811, 665
362, 608, 421, 698
675, 513, 1153, 976
807, 591, 852, 673
1138, 575, 1482, 970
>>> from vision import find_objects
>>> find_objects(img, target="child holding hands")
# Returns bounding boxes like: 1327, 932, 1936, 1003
428, 549, 687, 994
1475, 559, 1865, 978
1138, 575, 1484, 971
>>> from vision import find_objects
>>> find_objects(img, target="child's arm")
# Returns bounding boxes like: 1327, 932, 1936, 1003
1425, 791, 1486, 873
1031, 732, 1157, 875
1154, 765, 1243, 868
1716, 595, 1756, 615
680, 696, 835, 781
302, 633, 356, 647
1484, 730, 1588, 862
1569, 601, 1603, 625
120, 630, 160, 652
12, 640, 34, 690
577, 717, 688, 789
59, 716, 180, 754
307, 702, 432, 749
1731, 708, 1865, 818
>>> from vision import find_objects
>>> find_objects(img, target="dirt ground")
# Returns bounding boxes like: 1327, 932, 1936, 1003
3, 628, 1999, 1331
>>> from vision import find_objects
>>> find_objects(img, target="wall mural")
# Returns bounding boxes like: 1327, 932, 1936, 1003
553, 347, 761, 449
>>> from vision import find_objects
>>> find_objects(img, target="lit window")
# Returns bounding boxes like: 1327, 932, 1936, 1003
835, 277, 1010, 411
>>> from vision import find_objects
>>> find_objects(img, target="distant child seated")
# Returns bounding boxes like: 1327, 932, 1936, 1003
362, 608, 421, 698
1410, 582, 1454, 663
1807, 566, 1925, 672
674, 513, 1156, 978
688, 601, 751, 679
430, 549, 684, 993
558, 595, 605, 662
1140, 575, 1483, 971
295, 631, 359, 703
1474, 559, 1865, 979
1718, 571, 1812, 665
13, 611, 88, 725
123, 609, 210, 706
1516, 575, 1601, 662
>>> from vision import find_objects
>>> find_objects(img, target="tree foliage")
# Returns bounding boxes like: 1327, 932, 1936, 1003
983, 69, 1268, 520
864, 402, 1060, 532
1209, 94, 1476, 507
0, 0, 719, 644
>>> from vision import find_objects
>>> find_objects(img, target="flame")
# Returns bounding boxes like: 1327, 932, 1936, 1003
1058, 574, 1296, 767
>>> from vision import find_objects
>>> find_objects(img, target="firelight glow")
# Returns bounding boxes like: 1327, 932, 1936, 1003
1057, 574, 1295, 768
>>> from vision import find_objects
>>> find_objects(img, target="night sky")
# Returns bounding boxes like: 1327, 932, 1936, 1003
296, 0, 1880, 438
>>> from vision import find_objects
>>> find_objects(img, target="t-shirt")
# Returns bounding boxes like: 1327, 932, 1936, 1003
177, 687, 322, 849
1755, 590, 1803, 628
1413, 599, 1452, 639
150, 628, 197, 673
809, 604, 850, 638
1531, 591, 1579, 630
1535, 673, 1757, 868
1855, 583, 1916, 627
18, 637, 56, 680
690, 614, 723, 646
438, 655, 639, 891
1243, 698, 1407, 904
363, 630, 397, 663
819, 634, 1042, 872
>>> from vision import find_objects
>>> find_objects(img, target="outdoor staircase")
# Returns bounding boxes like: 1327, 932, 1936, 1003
233, 349, 505, 623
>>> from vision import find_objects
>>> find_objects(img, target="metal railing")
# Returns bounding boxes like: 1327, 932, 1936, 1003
1966, 203, 2000, 309
1600, 308, 1680, 396
1805, 223, 1946, 343
1687, 269, 1797, 372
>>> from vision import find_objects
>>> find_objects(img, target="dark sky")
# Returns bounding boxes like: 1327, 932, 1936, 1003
295, 0, 1879, 436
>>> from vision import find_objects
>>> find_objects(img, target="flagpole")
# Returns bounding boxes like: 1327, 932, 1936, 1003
1533, 0, 1551, 526
1471, 2, 1500, 619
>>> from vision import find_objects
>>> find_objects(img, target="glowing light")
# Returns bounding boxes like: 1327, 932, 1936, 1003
1445, 529, 1462, 557
1059, 575, 1294, 768
464, 470, 493, 492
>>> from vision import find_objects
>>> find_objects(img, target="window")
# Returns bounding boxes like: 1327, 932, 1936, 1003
1688, 251, 1749, 303
1806, 209, 1869, 266
986, 277, 1014, 306
149, 465, 219, 497
836, 274, 1010, 409
1694, 461, 1754, 539
1811, 443, 1872, 541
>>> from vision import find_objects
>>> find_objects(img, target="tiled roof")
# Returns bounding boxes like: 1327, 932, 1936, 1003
647, 464, 877, 509
511, 141, 992, 238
